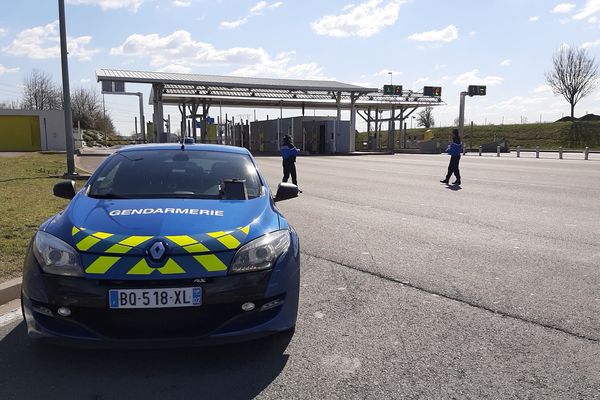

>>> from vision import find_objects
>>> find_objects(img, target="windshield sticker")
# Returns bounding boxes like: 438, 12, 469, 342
109, 208, 224, 217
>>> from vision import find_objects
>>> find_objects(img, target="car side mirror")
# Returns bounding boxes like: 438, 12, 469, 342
53, 180, 76, 199
273, 183, 299, 202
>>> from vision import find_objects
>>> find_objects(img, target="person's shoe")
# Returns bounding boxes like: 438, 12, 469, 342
452, 180, 461, 185
440, 179, 449, 184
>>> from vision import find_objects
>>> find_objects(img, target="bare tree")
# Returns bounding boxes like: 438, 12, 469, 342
71, 86, 115, 133
416, 106, 435, 128
21, 70, 62, 110
0, 99, 21, 110
546, 46, 599, 118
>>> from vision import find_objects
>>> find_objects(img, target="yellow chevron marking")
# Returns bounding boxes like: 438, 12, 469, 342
158, 259, 186, 274
183, 243, 210, 253
119, 236, 153, 247
76, 236, 101, 251
105, 244, 132, 254
194, 254, 228, 272
127, 259, 155, 275
85, 256, 120, 274
217, 234, 240, 249
206, 231, 228, 239
166, 235, 198, 246
239, 225, 250, 235
72, 227, 80, 236
92, 231, 114, 240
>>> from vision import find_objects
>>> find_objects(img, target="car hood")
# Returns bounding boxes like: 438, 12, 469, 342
44, 192, 281, 280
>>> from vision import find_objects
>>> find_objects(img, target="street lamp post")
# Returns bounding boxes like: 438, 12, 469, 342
388, 71, 392, 86
58, 0, 76, 176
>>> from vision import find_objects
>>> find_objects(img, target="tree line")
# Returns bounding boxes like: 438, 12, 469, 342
0, 70, 115, 134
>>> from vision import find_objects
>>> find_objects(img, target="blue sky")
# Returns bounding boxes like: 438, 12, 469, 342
1, 0, 600, 135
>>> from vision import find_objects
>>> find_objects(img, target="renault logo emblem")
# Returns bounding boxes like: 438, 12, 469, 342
148, 241, 166, 261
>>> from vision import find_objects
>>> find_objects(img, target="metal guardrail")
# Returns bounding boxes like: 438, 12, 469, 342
475, 145, 596, 160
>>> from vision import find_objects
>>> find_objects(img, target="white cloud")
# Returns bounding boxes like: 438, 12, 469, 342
573, 0, 600, 20
581, 39, 600, 48
533, 84, 552, 94
552, 3, 576, 13
453, 69, 503, 86
0, 64, 19, 75
220, 18, 248, 29
80, 78, 91, 83
110, 31, 330, 79
250, 1, 268, 14
414, 77, 429, 85
230, 52, 332, 80
500, 59, 511, 66
160, 64, 193, 73
468, 31, 476, 37
0, 27, 7, 37
491, 95, 548, 111
408, 25, 458, 43
589, 16, 598, 22
312, 0, 405, 38
4, 21, 100, 61
529, 16, 540, 21
373, 69, 402, 77
221, 1, 283, 29
173, 0, 191, 7
66, 0, 144, 11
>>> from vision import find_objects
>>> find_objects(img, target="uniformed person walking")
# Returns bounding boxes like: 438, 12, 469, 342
280, 135, 300, 186
440, 129, 463, 185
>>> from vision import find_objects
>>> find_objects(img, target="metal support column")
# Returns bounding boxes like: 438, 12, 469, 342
387, 107, 395, 150
334, 91, 341, 153
152, 84, 166, 143
458, 91, 467, 137
349, 92, 357, 152
137, 92, 145, 143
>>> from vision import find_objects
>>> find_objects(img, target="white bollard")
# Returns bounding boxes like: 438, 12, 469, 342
497, 145, 500, 157
536, 146, 540, 159
585, 147, 589, 160
479, 145, 482, 156
559, 146, 563, 159
517, 146, 520, 158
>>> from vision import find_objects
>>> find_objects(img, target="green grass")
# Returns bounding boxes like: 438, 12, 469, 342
357, 121, 600, 150
0, 154, 75, 282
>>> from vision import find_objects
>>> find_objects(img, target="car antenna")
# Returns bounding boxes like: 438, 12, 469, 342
180, 138, 185, 151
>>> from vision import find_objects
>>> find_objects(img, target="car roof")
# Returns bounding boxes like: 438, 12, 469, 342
116, 143, 251, 155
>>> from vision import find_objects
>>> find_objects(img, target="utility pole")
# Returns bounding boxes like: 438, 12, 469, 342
458, 91, 467, 137
58, 0, 75, 176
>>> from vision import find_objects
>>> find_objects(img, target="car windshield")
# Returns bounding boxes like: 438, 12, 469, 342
88, 149, 262, 199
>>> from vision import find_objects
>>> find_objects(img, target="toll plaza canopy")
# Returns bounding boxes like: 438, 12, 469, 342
96, 69, 445, 151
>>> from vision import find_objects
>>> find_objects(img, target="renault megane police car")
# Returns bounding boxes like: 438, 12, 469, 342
21, 143, 300, 345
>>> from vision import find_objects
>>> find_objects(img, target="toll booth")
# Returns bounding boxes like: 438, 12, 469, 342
250, 116, 350, 154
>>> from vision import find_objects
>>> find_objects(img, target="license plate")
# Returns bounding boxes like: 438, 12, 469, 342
109, 287, 202, 309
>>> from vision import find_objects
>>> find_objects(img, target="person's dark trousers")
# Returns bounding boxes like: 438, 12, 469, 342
282, 159, 297, 185
445, 155, 461, 183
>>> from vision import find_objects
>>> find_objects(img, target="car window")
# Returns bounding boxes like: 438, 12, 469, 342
88, 150, 262, 199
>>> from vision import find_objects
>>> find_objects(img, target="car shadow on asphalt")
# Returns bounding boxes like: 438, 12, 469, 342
0, 322, 291, 400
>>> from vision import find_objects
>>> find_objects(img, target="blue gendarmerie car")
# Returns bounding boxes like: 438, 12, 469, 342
21, 143, 300, 346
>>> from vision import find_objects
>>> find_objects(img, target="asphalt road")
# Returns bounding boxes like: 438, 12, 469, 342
1, 152, 599, 399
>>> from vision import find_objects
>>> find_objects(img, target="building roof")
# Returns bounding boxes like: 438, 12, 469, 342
96, 69, 378, 94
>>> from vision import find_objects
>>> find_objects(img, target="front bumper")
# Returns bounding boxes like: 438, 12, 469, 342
21, 244, 300, 347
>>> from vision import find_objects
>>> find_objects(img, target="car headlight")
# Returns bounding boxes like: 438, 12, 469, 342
230, 230, 291, 273
32, 231, 84, 277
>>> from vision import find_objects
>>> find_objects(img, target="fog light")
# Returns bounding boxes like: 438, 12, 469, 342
260, 299, 284, 311
57, 307, 71, 317
241, 302, 255, 311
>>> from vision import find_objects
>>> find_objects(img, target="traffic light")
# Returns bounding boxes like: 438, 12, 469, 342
383, 85, 403, 95
423, 86, 442, 97
468, 85, 487, 96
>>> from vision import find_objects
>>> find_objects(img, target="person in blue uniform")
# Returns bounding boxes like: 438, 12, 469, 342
440, 129, 463, 185
280, 135, 300, 186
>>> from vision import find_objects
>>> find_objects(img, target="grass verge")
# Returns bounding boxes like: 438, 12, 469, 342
0, 153, 77, 282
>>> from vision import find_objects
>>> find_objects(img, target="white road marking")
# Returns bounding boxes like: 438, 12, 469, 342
0, 308, 23, 328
